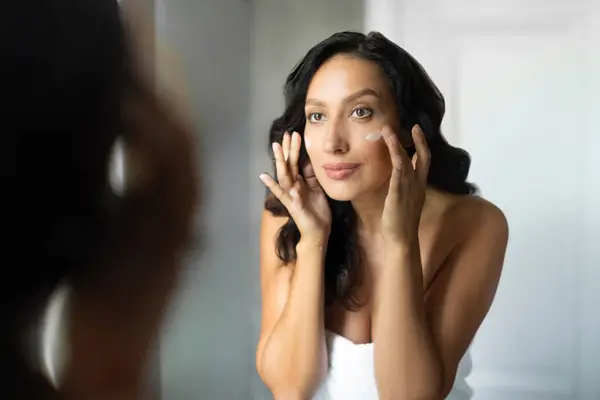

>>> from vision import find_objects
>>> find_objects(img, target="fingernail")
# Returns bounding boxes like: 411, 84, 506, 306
259, 173, 268, 182
272, 142, 278, 152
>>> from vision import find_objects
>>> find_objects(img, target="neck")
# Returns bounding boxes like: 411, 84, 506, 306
351, 185, 388, 236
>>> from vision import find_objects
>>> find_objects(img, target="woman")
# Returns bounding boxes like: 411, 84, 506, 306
256, 31, 509, 400
3, 0, 197, 398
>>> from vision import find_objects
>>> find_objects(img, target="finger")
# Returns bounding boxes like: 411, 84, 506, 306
412, 125, 431, 183
302, 160, 315, 179
282, 131, 291, 162
289, 188, 304, 213
296, 175, 315, 197
381, 126, 411, 193
289, 179, 306, 212
288, 131, 301, 180
301, 162, 322, 192
260, 173, 292, 209
261, 173, 304, 215
382, 125, 412, 170
273, 142, 292, 189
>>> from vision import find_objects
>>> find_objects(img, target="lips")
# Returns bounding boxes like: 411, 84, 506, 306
322, 163, 361, 180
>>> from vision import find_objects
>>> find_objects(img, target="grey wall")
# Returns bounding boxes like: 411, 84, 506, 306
157, 0, 364, 398
157, 0, 255, 399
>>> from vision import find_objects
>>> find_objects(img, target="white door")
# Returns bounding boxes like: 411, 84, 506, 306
365, 0, 600, 399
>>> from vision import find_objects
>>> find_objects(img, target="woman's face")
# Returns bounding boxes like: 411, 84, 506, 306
303, 54, 398, 201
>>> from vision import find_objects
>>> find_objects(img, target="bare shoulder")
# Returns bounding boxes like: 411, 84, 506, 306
427, 190, 507, 236
440, 194, 509, 269
452, 195, 508, 238
421, 192, 510, 303
260, 210, 294, 293
260, 209, 293, 270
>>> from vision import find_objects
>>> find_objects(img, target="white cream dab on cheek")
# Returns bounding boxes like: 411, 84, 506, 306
365, 132, 382, 141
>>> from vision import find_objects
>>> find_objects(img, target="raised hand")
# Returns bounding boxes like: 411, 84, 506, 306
260, 131, 331, 242
380, 124, 431, 246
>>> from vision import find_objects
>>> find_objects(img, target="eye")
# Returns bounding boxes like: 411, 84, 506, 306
351, 107, 373, 119
307, 112, 326, 124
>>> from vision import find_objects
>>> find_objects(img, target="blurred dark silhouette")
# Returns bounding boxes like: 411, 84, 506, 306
1, 0, 199, 398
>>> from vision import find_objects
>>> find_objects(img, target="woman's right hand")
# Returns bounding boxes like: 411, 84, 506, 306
260, 131, 331, 242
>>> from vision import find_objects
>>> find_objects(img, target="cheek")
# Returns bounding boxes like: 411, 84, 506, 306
303, 133, 321, 159
304, 137, 312, 150
360, 139, 390, 162
361, 141, 393, 175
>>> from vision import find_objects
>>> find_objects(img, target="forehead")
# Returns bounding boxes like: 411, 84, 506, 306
306, 54, 388, 99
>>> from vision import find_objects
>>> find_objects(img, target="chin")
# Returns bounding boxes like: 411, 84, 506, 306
319, 176, 389, 203
320, 182, 361, 202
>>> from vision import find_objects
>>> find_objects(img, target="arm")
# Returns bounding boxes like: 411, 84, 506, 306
256, 210, 328, 400
374, 202, 509, 400
61, 235, 182, 399
373, 240, 442, 400
61, 88, 198, 399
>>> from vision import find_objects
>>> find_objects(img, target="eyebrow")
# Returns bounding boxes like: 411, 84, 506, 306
305, 88, 380, 107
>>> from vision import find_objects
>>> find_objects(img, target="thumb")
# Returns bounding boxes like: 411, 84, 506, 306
301, 173, 322, 192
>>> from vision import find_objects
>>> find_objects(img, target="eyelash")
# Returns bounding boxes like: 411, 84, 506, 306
351, 107, 373, 119
306, 107, 374, 124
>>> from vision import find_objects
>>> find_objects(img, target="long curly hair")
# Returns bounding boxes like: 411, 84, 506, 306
264, 31, 476, 310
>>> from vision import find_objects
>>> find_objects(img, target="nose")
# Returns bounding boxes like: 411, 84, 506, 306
323, 120, 349, 154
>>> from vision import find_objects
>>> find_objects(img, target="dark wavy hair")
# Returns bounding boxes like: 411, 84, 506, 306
264, 31, 477, 310
3, 0, 197, 397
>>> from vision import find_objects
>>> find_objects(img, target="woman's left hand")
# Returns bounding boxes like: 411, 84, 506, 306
380, 124, 431, 247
